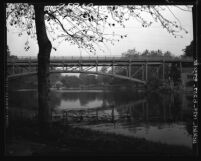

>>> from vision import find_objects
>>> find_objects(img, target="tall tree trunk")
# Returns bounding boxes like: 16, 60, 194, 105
34, 4, 52, 132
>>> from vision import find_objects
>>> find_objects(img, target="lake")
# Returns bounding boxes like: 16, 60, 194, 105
8, 88, 192, 149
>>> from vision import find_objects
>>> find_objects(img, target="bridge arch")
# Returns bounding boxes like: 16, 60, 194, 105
8, 70, 146, 84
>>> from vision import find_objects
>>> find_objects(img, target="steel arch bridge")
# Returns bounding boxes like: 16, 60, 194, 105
7, 56, 193, 85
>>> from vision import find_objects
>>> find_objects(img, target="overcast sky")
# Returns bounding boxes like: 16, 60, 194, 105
7, 5, 193, 58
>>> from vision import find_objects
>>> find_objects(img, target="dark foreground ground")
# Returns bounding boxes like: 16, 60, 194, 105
5, 119, 193, 156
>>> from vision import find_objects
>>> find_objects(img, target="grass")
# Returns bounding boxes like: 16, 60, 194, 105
5, 118, 194, 156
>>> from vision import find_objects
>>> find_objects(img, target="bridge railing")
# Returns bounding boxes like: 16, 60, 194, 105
14, 55, 193, 61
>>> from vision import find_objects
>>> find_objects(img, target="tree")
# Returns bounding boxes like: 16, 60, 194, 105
182, 40, 194, 57
6, 3, 190, 131
50, 73, 62, 87
164, 51, 173, 58
7, 4, 52, 132
7, 45, 18, 61
87, 75, 97, 85
113, 48, 175, 82
170, 63, 181, 86
122, 48, 140, 58
7, 45, 10, 58
141, 49, 149, 57
61, 75, 81, 88
97, 66, 113, 85
55, 81, 63, 89
79, 74, 98, 86
79, 73, 88, 85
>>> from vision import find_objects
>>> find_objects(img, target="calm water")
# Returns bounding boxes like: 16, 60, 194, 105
8, 88, 193, 149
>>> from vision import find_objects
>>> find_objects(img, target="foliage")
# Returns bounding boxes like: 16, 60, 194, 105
79, 73, 98, 85
50, 73, 62, 86
122, 48, 140, 58
7, 45, 10, 57
182, 40, 194, 57
55, 81, 63, 89
123, 48, 173, 58
111, 48, 176, 85
8, 76, 38, 90
163, 51, 173, 58
8, 72, 62, 90
169, 63, 181, 86
7, 45, 18, 61
96, 66, 113, 85
85, 74, 97, 85
61, 75, 81, 88
6, 4, 190, 54
60, 72, 113, 88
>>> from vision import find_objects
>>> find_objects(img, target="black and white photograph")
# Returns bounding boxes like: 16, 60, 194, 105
4, 0, 199, 157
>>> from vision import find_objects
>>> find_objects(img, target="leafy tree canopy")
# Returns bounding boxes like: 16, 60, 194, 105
182, 40, 194, 57
6, 3, 190, 54
121, 48, 174, 58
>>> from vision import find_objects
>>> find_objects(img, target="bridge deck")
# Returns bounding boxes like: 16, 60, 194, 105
7, 56, 193, 66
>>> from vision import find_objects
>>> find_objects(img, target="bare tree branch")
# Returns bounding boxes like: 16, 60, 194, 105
6, 4, 191, 54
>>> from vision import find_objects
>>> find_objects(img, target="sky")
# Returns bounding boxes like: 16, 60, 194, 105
7, 5, 193, 58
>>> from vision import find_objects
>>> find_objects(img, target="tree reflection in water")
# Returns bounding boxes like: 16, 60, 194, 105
8, 88, 192, 147
61, 92, 103, 106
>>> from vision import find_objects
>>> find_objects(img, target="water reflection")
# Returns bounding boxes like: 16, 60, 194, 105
79, 123, 192, 148
8, 89, 192, 148
59, 92, 107, 108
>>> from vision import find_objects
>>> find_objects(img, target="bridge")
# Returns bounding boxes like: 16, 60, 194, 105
7, 56, 193, 84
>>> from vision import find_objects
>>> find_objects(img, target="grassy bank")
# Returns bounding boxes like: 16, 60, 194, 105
5, 119, 193, 156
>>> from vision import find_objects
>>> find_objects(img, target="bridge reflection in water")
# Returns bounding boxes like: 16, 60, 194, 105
8, 89, 192, 148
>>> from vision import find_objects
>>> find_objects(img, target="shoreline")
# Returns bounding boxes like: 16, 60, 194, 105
5, 120, 193, 156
